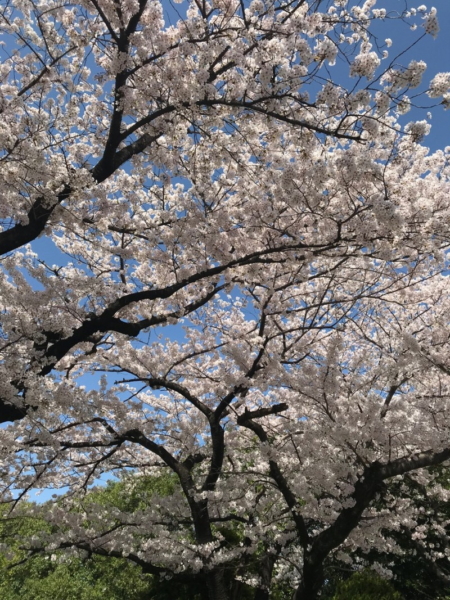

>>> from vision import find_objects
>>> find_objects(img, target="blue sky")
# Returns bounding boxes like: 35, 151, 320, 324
372, 0, 450, 152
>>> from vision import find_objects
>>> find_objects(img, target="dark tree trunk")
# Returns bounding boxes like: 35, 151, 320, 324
293, 554, 325, 600
205, 570, 230, 600
231, 579, 244, 600
190, 498, 230, 600
253, 552, 277, 600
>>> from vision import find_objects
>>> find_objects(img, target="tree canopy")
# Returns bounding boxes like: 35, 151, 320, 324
0, 0, 450, 598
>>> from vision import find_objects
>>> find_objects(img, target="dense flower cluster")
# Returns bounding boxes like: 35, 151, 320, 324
382, 60, 427, 91
350, 49, 381, 79
423, 6, 439, 37
0, 2, 449, 600
428, 72, 450, 107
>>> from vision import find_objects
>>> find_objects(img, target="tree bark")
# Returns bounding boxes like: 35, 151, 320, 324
293, 555, 325, 600
205, 570, 229, 600
253, 552, 277, 600
190, 498, 230, 600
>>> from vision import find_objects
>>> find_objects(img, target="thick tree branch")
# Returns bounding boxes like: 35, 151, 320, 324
238, 415, 310, 550
296, 447, 450, 599
119, 377, 212, 418
237, 403, 288, 422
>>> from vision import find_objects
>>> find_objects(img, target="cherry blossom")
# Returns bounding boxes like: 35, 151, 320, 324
0, 1, 449, 599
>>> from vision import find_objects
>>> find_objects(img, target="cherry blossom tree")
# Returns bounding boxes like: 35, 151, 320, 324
0, 0, 450, 598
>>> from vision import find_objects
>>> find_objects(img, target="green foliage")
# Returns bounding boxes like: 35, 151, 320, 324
0, 502, 152, 600
86, 472, 177, 512
0, 474, 181, 600
332, 570, 404, 600
0, 473, 272, 600
0, 553, 152, 600
3, 475, 447, 600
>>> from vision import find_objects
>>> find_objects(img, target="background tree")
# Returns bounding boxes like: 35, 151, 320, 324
324, 466, 450, 600
2, 475, 440, 600
0, 476, 189, 600
0, 475, 281, 600
0, 1, 450, 599
330, 570, 404, 600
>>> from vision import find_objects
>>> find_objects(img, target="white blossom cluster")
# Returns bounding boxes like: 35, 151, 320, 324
423, 7, 439, 37
350, 50, 381, 79
382, 60, 427, 91
428, 72, 450, 108
405, 119, 431, 142
0, 0, 448, 598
